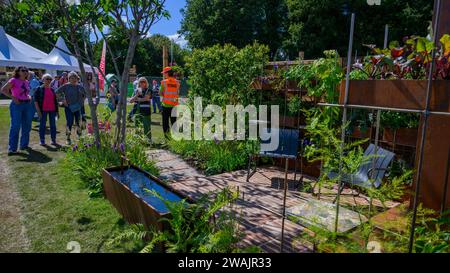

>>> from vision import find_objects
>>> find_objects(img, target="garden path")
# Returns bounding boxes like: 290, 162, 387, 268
148, 149, 400, 252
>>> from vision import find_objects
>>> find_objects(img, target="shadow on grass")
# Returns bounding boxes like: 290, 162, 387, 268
16, 148, 52, 164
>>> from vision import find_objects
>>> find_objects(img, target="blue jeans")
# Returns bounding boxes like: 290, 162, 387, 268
39, 112, 57, 144
64, 107, 81, 131
9, 101, 34, 152
152, 96, 162, 113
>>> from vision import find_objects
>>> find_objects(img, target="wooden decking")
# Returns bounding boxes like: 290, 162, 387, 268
147, 149, 400, 253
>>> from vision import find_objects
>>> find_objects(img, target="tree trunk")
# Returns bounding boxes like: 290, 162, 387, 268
114, 31, 140, 146
71, 38, 101, 146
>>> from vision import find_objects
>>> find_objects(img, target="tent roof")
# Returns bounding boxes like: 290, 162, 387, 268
0, 26, 93, 72
40, 36, 93, 72
0, 26, 50, 69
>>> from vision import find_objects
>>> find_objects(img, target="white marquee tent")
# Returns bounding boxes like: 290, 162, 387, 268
0, 26, 49, 69
0, 26, 94, 73
40, 36, 94, 73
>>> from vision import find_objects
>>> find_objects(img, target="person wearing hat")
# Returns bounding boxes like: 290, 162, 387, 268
160, 67, 180, 137
130, 77, 152, 141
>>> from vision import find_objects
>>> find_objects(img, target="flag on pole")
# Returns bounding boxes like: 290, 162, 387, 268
98, 40, 107, 92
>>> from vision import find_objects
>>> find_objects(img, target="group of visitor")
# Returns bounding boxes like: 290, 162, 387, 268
1, 65, 180, 155
1, 67, 92, 155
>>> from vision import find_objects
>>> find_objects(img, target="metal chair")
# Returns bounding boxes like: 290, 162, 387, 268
247, 128, 301, 184
327, 144, 396, 203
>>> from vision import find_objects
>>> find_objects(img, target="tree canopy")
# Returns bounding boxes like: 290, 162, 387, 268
180, 0, 433, 59
180, 0, 287, 57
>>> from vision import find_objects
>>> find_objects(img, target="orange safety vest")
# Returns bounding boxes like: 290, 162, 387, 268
161, 77, 180, 107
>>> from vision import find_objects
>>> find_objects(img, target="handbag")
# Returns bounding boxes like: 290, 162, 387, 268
68, 102, 82, 113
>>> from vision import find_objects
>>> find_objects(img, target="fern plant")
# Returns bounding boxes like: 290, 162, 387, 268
108, 188, 250, 253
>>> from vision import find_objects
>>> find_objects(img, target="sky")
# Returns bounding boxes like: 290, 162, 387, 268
151, 0, 187, 47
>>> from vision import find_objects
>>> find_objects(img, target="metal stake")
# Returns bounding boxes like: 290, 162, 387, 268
384, 25, 389, 49
280, 158, 289, 253
408, 0, 442, 253
369, 110, 381, 218
334, 13, 356, 234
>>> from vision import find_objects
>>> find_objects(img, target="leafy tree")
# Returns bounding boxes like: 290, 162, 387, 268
186, 43, 269, 107
93, 31, 188, 77
180, 0, 287, 56
14, 0, 169, 146
284, 0, 433, 59
0, 3, 55, 52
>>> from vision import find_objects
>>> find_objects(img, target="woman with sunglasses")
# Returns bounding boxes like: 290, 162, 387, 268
34, 74, 59, 146
130, 77, 152, 141
1, 66, 33, 155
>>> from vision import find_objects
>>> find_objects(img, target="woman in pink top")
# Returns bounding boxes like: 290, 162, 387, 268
1, 66, 33, 155
34, 74, 59, 146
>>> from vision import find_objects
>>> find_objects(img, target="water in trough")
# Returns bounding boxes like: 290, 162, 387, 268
110, 168, 183, 214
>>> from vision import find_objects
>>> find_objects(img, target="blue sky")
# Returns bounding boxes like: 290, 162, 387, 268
151, 0, 186, 36
151, 0, 187, 46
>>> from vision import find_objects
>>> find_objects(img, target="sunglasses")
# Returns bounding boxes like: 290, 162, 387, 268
45, 78, 52, 81
21, 69, 29, 73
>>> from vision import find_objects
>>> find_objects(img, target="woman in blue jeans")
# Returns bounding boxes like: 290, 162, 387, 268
56, 71, 85, 145
1, 66, 33, 155
34, 74, 59, 146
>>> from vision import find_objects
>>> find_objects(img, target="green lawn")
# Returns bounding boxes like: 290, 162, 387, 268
0, 103, 164, 253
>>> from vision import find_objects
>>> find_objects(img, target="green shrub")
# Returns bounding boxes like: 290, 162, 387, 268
186, 43, 269, 107
66, 129, 158, 197
287, 50, 344, 103
168, 139, 258, 176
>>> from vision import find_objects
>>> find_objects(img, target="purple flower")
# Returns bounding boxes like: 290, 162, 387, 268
72, 145, 78, 152
119, 143, 125, 154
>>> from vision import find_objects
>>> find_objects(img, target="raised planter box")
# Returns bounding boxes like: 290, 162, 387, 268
339, 79, 450, 212
339, 80, 450, 112
382, 128, 418, 147
102, 165, 192, 231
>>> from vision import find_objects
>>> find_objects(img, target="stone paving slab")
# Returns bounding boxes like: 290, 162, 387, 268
287, 198, 368, 233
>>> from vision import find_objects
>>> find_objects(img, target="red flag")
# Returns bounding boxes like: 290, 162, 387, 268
98, 40, 106, 92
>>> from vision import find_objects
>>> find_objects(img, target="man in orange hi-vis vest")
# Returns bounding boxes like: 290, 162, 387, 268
160, 67, 180, 137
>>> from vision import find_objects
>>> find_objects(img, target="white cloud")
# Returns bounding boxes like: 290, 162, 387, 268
167, 34, 188, 48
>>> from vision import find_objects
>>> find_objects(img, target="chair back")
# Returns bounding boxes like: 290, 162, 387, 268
260, 128, 300, 158
357, 144, 395, 187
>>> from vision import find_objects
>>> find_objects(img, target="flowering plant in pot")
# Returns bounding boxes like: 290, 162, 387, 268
341, 34, 450, 111
352, 34, 450, 80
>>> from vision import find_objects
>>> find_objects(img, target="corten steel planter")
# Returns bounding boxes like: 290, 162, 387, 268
382, 128, 419, 147
413, 114, 450, 212
339, 79, 450, 212
102, 165, 193, 231
339, 80, 450, 112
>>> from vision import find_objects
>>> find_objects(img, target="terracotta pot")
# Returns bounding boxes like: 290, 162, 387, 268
339, 80, 450, 112
382, 128, 418, 147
